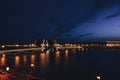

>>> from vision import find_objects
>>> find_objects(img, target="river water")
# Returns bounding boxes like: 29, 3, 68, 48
0, 47, 120, 80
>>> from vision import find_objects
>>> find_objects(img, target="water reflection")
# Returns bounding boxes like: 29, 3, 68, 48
65, 49, 69, 59
65, 49, 69, 55
23, 55, 27, 65
15, 56, 20, 67
31, 55, 35, 64
45, 51, 50, 64
31, 54, 35, 67
1, 54, 6, 66
40, 53, 46, 69
65, 50, 69, 66
55, 51, 60, 65
2, 54, 6, 58
1, 48, 120, 80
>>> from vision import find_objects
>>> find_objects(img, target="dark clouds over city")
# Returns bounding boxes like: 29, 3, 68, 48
0, 0, 120, 43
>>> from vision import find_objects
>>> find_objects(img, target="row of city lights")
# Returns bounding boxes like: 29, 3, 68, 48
0, 44, 37, 49
1, 43, 120, 49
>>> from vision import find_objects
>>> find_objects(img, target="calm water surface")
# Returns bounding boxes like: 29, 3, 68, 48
1, 48, 120, 80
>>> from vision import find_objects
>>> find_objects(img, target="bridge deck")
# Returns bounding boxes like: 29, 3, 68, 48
0, 47, 82, 54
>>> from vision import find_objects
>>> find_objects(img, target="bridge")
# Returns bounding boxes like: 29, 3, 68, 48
0, 46, 83, 55
0, 48, 42, 54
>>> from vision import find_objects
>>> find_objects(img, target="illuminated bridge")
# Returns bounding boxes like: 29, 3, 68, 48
0, 46, 82, 54
0, 48, 42, 54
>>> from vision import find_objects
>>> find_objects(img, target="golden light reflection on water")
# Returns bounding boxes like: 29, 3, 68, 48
15, 56, 20, 67
23, 55, 27, 64
55, 51, 60, 64
46, 50, 50, 54
1, 54, 6, 66
40, 53, 46, 69
46, 51, 50, 64
56, 51, 60, 57
40, 53, 46, 65
65, 49, 69, 55
65, 50, 69, 65
65, 50, 69, 57
2, 54, 6, 58
46, 52, 49, 57
31, 54, 35, 66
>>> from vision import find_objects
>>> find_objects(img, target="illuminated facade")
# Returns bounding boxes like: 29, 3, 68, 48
106, 41, 120, 47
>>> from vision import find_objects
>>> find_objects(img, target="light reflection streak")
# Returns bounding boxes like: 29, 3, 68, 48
23, 55, 27, 65
55, 51, 60, 64
2, 54, 6, 58
65, 49, 69, 57
40, 53, 46, 68
31, 54, 35, 67
65, 50, 69, 66
15, 56, 20, 67
1, 55, 6, 66
46, 52, 49, 64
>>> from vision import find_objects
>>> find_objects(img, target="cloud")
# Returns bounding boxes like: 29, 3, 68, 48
78, 33, 92, 37
51, 0, 120, 38
106, 9, 120, 19
53, 15, 94, 37
64, 33, 92, 39
59, 33, 92, 42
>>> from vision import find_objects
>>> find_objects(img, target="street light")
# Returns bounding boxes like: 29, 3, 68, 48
1, 45, 5, 48
6, 67, 10, 71
96, 76, 101, 80
30, 64, 35, 68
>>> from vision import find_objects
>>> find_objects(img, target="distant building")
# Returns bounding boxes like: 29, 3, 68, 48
106, 41, 120, 47
35, 39, 45, 47
35, 39, 58, 48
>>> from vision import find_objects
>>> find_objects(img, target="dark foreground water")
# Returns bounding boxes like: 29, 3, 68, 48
1, 47, 120, 80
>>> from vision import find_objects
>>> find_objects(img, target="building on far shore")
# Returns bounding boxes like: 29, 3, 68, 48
106, 41, 120, 47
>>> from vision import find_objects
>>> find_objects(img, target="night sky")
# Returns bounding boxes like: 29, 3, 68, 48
0, 0, 120, 43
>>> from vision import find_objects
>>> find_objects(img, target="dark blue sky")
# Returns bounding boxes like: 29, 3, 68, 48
0, 0, 120, 43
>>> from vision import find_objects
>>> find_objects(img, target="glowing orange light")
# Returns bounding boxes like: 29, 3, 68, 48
16, 44, 19, 47
40, 53, 46, 68
31, 55, 35, 64
2, 54, 6, 58
65, 50, 69, 54
23, 55, 27, 64
46, 50, 50, 54
1, 57, 6, 66
56, 51, 60, 54
30, 63, 35, 67
15, 56, 20, 67
1, 45, 5, 48
96, 76, 101, 80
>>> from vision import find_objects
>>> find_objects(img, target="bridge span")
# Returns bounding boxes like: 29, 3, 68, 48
0, 46, 82, 54
0, 48, 42, 54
